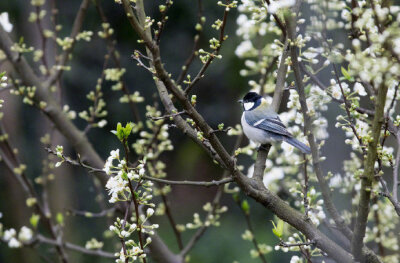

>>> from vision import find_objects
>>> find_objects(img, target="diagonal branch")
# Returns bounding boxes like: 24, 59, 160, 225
0, 25, 107, 184
119, 1, 358, 262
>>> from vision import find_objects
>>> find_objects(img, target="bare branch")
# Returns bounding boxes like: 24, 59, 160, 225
143, 175, 234, 187
147, 110, 186, 121
184, 6, 230, 95
176, 0, 204, 85
378, 177, 400, 217
279, 240, 315, 248
36, 235, 115, 259
67, 207, 115, 218
351, 85, 388, 260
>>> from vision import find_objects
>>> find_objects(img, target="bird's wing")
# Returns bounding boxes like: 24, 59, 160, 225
245, 110, 292, 137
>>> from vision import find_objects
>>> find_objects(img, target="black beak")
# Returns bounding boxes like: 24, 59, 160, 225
238, 99, 243, 104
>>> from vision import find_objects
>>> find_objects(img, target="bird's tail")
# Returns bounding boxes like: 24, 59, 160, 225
284, 137, 311, 154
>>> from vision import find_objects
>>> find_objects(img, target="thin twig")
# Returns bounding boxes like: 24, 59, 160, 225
303, 155, 309, 220
286, 14, 353, 241
176, 0, 204, 85
44, 0, 91, 88
0, 124, 69, 263
67, 207, 115, 218
159, 186, 184, 249
143, 175, 234, 187
36, 235, 115, 259
234, 197, 268, 263
148, 110, 186, 121
279, 240, 315, 248
378, 177, 400, 217
184, 4, 230, 95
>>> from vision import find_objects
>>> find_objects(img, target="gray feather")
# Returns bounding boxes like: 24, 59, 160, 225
245, 110, 292, 137
283, 137, 311, 154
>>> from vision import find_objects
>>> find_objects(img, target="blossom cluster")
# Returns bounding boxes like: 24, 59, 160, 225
0, 218, 33, 249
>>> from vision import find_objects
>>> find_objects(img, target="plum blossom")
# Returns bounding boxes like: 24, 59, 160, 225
235, 40, 254, 57
0, 12, 13, 32
18, 226, 33, 242
268, 0, 295, 14
354, 82, 367, 96
105, 175, 127, 203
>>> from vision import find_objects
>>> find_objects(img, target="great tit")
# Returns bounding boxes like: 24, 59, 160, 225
239, 92, 311, 154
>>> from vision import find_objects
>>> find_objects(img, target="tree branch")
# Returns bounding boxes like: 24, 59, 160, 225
36, 235, 115, 259
143, 176, 234, 187
351, 85, 388, 260
0, 25, 107, 185
44, 0, 91, 88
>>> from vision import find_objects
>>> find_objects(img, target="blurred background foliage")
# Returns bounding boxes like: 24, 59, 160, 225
0, 0, 390, 262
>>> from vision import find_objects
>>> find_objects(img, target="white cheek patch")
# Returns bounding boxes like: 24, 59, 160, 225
244, 102, 254, 111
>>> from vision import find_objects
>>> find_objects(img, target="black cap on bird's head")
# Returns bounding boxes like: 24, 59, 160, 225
238, 92, 262, 104
243, 92, 262, 102
238, 92, 262, 111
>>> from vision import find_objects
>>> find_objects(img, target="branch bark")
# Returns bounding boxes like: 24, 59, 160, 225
351, 85, 388, 260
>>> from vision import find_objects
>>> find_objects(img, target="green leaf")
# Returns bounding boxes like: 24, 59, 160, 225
341, 66, 351, 81
241, 200, 250, 215
113, 122, 134, 142
56, 212, 64, 226
123, 122, 134, 137
271, 219, 284, 238
30, 214, 40, 229
121, 171, 128, 180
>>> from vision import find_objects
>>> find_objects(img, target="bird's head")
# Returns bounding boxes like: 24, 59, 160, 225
238, 92, 262, 111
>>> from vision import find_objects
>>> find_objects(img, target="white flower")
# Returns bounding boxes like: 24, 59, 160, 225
268, 0, 295, 14
8, 237, 21, 248
110, 149, 120, 159
132, 246, 142, 255
290, 255, 301, 263
281, 141, 294, 157
394, 38, 400, 54
3, 228, 16, 241
331, 85, 342, 99
129, 224, 137, 231
105, 175, 126, 202
120, 230, 130, 237
98, 119, 107, 128
139, 168, 145, 176
235, 40, 253, 57
246, 164, 254, 178
119, 248, 126, 261
18, 226, 33, 242
354, 82, 367, 96
103, 163, 111, 175
263, 167, 284, 188
329, 174, 342, 188
0, 12, 13, 32
146, 208, 154, 217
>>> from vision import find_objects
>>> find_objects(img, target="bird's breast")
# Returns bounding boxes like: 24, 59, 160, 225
241, 113, 275, 144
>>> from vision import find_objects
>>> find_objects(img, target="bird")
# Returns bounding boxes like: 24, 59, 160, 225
238, 92, 311, 154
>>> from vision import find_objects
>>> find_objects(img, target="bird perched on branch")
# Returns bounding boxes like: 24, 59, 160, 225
239, 92, 311, 154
